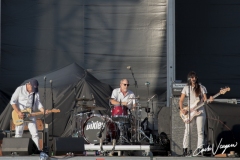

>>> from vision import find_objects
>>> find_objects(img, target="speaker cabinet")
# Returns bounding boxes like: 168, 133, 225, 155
1, 138, 37, 156
53, 137, 85, 155
171, 97, 198, 156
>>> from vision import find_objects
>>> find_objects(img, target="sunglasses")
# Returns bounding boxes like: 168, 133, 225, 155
123, 84, 130, 86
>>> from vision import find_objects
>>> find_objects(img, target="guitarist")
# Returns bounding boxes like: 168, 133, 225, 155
179, 71, 213, 156
10, 79, 49, 151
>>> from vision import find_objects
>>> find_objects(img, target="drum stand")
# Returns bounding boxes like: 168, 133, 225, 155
115, 121, 130, 144
130, 103, 153, 144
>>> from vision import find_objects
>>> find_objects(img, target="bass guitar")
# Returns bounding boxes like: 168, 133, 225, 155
180, 87, 230, 123
12, 108, 60, 125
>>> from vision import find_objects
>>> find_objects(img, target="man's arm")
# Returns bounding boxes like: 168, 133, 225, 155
10, 87, 23, 118
110, 99, 127, 106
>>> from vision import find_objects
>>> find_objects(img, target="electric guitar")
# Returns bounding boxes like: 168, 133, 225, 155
180, 87, 230, 123
12, 108, 60, 125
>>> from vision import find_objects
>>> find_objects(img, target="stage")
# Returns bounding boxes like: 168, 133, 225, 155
0, 156, 238, 160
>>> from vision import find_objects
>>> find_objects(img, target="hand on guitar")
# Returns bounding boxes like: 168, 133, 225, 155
18, 111, 24, 119
208, 96, 214, 103
181, 109, 188, 115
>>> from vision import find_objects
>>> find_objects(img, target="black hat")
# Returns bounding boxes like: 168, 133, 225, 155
29, 79, 39, 93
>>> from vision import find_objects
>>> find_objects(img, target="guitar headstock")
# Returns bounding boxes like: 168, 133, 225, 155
220, 87, 230, 95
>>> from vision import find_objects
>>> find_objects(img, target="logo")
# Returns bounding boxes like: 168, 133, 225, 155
86, 121, 103, 130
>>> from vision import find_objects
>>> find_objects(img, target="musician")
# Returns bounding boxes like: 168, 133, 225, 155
110, 78, 136, 109
10, 79, 49, 151
179, 71, 213, 156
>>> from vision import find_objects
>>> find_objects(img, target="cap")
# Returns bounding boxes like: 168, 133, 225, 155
29, 79, 39, 93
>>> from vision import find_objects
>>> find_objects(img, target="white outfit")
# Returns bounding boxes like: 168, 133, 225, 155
111, 88, 136, 109
10, 84, 43, 150
181, 85, 207, 149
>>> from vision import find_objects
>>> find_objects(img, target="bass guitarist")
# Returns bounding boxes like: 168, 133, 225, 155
179, 71, 213, 156
10, 79, 49, 151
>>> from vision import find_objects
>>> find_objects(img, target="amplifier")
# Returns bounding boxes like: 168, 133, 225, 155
172, 83, 186, 96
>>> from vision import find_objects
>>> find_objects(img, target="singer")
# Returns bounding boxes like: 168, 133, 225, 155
10, 79, 49, 151
179, 71, 213, 156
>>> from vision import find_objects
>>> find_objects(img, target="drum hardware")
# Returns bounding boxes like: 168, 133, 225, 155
83, 115, 118, 144
115, 121, 130, 144
137, 128, 154, 144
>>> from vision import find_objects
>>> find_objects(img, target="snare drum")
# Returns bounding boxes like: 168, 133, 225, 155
83, 115, 118, 144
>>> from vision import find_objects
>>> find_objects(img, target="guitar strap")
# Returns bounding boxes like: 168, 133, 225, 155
31, 93, 35, 111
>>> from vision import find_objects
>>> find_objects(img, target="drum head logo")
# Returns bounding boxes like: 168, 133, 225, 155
86, 121, 103, 130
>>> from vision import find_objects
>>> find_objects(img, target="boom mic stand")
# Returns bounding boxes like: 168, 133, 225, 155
127, 66, 138, 96
42, 76, 48, 153
50, 80, 54, 141
188, 84, 192, 156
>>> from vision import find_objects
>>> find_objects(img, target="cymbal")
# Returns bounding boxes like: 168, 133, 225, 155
77, 104, 106, 110
131, 106, 149, 110
76, 98, 93, 101
106, 97, 114, 100
129, 97, 140, 99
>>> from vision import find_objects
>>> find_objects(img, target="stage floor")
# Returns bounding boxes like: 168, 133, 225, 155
0, 156, 237, 160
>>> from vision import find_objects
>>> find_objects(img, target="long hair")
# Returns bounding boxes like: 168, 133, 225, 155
187, 71, 201, 96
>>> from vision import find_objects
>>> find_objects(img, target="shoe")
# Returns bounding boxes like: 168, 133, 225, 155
182, 148, 188, 156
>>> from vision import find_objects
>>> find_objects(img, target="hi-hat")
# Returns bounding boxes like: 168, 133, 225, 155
76, 98, 93, 101
84, 106, 106, 110
129, 96, 140, 99
106, 97, 114, 100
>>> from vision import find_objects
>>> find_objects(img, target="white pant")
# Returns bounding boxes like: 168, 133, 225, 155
15, 121, 40, 150
183, 111, 206, 149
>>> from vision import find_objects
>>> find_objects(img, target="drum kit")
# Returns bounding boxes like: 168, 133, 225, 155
71, 96, 154, 146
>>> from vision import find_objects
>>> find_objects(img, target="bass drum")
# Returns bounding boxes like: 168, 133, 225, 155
83, 115, 118, 144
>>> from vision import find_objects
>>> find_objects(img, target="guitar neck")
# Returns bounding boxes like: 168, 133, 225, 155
192, 92, 220, 110
31, 111, 52, 116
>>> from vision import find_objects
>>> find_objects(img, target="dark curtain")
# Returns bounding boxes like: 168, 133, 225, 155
176, 0, 240, 98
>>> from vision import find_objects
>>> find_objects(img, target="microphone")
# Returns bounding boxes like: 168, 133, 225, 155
145, 82, 150, 85
44, 76, 46, 80
147, 94, 157, 102
50, 80, 52, 84
127, 66, 131, 70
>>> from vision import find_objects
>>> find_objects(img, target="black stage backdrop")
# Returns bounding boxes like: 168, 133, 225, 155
176, 0, 240, 98
0, 0, 167, 112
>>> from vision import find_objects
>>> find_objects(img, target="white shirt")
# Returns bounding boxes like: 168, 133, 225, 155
111, 88, 136, 109
10, 84, 43, 121
181, 84, 207, 109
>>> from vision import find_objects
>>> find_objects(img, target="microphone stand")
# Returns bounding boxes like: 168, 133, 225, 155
42, 77, 48, 153
50, 80, 54, 141
129, 68, 138, 96
188, 84, 192, 156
